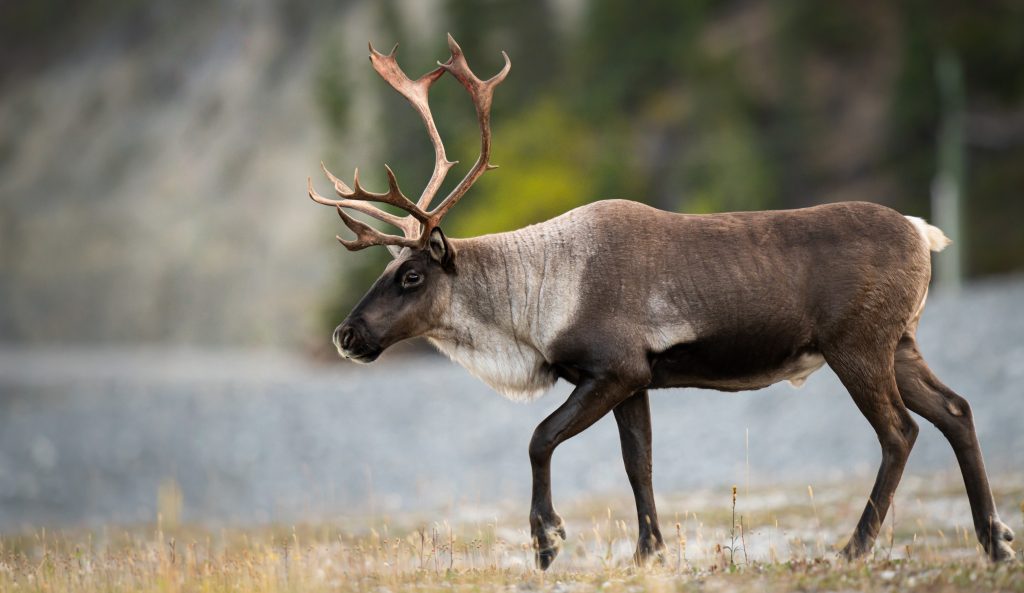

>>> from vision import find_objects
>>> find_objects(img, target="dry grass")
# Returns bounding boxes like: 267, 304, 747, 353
2, 474, 1021, 592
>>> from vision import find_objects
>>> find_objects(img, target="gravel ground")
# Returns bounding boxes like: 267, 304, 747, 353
0, 277, 1022, 532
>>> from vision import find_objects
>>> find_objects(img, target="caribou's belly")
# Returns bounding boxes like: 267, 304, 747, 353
649, 338, 825, 392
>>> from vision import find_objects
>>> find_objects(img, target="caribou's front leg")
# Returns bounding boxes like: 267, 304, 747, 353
529, 374, 643, 569
613, 389, 665, 564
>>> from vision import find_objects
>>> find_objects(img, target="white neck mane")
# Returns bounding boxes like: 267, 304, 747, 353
425, 212, 595, 400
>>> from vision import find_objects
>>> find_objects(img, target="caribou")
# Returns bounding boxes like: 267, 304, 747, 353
307, 35, 1015, 568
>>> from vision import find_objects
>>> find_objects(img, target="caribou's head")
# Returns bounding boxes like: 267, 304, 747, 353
307, 34, 509, 361
333, 229, 453, 362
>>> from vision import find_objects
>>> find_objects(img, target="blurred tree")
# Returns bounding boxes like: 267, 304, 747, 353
575, 0, 710, 117
0, 0, 148, 85
889, 0, 1024, 275
685, 98, 777, 213
447, 101, 598, 237
446, 0, 560, 111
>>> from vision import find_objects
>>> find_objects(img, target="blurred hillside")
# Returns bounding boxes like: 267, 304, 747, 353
0, 0, 346, 345
1, 0, 1023, 347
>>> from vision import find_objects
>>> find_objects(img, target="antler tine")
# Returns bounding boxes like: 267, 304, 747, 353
335, 206, 419, 252
311, 162, 426, 241
321, 160, 429, 218
348, 164, 430, 222
426, 33, 511, 227
309, 169, 402, 227
369, 42, 457, 211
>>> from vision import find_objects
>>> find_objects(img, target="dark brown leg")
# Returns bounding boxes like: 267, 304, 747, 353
894, 336, 1015, 561
613, 389, 665, 564
529, 376, 638, 569
824, 349, 919, 559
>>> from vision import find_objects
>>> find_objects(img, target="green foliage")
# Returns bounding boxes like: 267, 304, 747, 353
887, 0, 1024, 218
446, 0, 560, 110
446, 101, 602, 237
684, 104, 777, 214
969, 147, 1024, 276
931, 0, 1024, 103
0, 0, 144, 58
780, 0, 873, 58
314, 36, 352, 136
576, 0, 711, 117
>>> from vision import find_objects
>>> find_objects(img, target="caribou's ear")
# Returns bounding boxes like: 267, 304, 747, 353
427, 227, 454, 269
386, 244, 403, 259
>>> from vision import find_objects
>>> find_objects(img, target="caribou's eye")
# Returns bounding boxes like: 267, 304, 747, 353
401, 270, 423, 288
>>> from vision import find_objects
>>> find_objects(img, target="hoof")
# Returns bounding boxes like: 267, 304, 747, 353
536, 545, 559, 570
839, 538, 871, 561
635, 536, 667, 567
991, 540, 1015, 563
634, 548, 667, 567
530, 514, 566, 570
988, 520, 1016, 562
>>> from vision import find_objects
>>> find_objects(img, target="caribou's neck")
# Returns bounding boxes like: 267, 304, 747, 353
447, 235, 545, 346
425, 217, 592, 400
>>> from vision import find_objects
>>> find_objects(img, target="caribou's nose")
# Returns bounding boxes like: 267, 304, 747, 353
334, 325, 356, 352
340, 326, 355, 350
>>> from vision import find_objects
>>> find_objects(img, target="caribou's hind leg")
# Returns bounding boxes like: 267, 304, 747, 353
894, 335, 1015, 561
613, 389, 666, 564
824, 346, 920, 559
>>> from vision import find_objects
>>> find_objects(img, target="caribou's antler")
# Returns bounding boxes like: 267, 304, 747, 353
308, 34, 510, 251
429, 34, 510, 225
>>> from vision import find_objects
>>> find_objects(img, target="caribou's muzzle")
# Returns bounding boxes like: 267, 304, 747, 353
333, 319, 382, 363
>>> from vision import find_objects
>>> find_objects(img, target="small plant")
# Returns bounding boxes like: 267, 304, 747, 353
675, 520, 685, 571
888, 494, 897, 561
724, 485, 745, 568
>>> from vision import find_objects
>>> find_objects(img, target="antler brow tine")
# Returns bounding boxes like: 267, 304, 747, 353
335, 206, 418, 252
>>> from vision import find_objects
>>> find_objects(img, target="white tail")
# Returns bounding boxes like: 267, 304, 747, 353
906, 216, 951, 252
